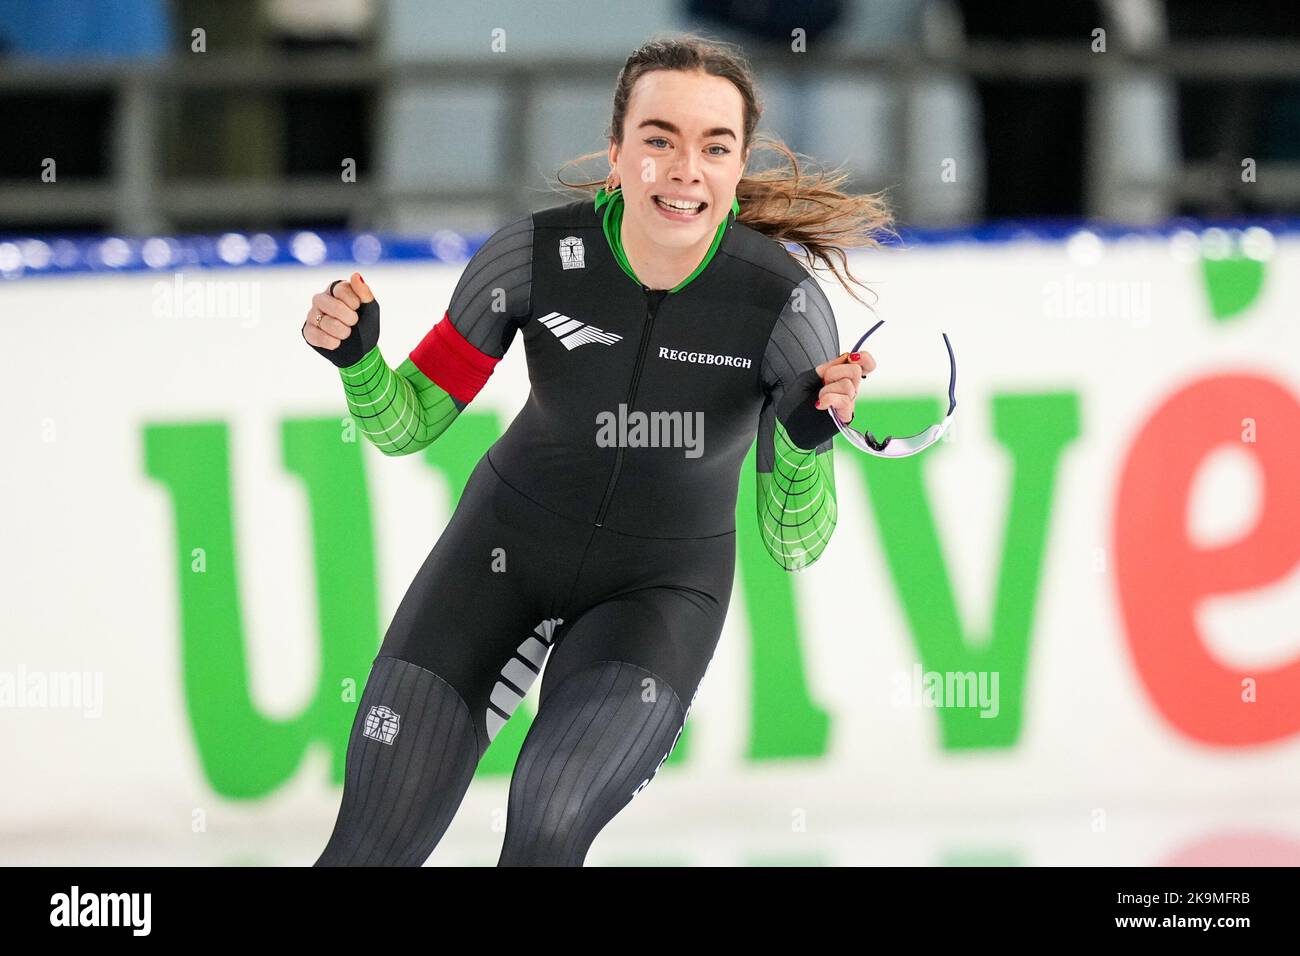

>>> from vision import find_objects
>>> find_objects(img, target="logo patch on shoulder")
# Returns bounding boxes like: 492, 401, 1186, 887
559, 236, 585, 270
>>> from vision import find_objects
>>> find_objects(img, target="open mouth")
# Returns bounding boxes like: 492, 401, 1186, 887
653, 195, 708, 216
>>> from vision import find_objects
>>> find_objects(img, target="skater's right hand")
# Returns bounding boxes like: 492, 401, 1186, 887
302, 272, 380, 369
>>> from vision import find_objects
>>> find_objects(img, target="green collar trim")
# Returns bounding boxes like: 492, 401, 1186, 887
594, 186, 739, 293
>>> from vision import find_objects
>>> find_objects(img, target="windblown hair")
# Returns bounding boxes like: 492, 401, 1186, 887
554, 33, 897, 306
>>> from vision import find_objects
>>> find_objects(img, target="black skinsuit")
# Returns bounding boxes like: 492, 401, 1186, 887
314, 195, 843, 866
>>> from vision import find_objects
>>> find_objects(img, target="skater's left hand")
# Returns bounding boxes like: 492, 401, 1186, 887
813, 349, 876, 425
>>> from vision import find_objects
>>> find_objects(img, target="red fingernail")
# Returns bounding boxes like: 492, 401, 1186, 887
358, 273, 366, 284
814, 399, 822, 409
850, 352, 861, 361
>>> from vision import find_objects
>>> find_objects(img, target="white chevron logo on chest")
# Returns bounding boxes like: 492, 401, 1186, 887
537, 311, 623, 349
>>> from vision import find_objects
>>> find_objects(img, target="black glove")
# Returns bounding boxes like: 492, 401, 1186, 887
303, 279, 381, 369
776, 367, 844, 450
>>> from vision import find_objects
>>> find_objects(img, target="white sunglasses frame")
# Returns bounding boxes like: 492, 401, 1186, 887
827, 320, 958, 459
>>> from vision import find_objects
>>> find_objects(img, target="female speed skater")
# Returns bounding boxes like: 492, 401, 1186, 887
302, 33, 893, 866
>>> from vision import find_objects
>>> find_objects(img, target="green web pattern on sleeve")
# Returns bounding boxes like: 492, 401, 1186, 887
756, 419, 838, 571
338, 345, 461, 456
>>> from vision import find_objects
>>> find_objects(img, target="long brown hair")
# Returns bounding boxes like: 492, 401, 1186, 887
553, 33, 896, 306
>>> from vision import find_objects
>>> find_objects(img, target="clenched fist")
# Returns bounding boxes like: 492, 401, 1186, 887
302, 272, 380, 368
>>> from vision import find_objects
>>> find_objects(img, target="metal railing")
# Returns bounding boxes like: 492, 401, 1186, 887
2, 43, 1298, 234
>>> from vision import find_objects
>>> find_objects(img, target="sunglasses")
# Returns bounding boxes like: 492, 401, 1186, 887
827, 319, 957, 458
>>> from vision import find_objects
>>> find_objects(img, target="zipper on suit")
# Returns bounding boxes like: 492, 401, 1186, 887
594, 285, 667, 527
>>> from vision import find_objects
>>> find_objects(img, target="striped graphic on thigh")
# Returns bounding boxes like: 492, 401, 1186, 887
486, 617, 563, 742
631, 644, 717, 798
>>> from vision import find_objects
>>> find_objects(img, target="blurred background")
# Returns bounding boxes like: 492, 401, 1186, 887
2, 0, 1298, 867
3, 0, 1300, 236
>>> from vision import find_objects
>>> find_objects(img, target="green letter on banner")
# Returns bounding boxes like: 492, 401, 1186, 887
850, 392, 1081, 749
144, 418, 378, 797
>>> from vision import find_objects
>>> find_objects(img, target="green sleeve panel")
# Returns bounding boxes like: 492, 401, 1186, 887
756, 418, 839, 571
338, 344, 461, 457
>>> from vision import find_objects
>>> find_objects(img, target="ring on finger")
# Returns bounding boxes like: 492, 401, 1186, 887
314, 311, 323, 327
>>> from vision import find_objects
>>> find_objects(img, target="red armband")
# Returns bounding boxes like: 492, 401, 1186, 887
409, 311, 501, 403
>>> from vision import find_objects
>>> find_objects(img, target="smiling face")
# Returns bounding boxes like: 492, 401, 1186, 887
607, 69, 749, 255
